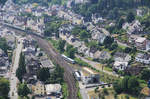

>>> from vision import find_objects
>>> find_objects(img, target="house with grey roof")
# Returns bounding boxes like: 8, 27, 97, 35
135, 53, 150, 64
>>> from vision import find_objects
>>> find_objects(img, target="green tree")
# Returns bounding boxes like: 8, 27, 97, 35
120, 76, 129, 92
103, 88, 108, 95
103, 36, 114, 48
37, 67, 50, 82
80, 30, 90, 40
16, 52, 26, 82
67, 48, 76, 59
117, 18, 125, 29
66, 44, 73, 52
18, 83, 30, 97
140, 68, 150, 81
128, 76, 139, 95
18, 96, 28, 99
127, 12, 135, 23
0, 38, 10, 54
125, 95, 130, 99
110, 42, 118, 50
44, 29, 52, 37
0, 78, 9, 99
0, 0, 7, 5
58, 40, 66, 52
124, 47, 132, 53
113, 80, 122, 94
47, 65, 64, 84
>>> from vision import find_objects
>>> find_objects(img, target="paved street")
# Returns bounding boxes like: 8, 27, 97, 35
9, 37, 23, 99
79, 82, 89, 99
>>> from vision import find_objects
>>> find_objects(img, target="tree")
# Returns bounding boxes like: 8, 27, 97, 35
113, 80, 122, 94
124, 47, 132, 53
0, 78, 9, 99
125, 95, 129, 99
131, 47, 137, 54
128, 76, 139, 95
44, 29, 52, 37
47, 65, 64, 84
120, 76, 129, 92
109, 43, 118, 50
140, 68, 150, 81
94, 86, 99, 93
0, 0, 7, 5
103, 36, 114, 48
37, 67, 50, 82
79, 30, 90, 40
113, 76, 140, 95
0, 38, 10, 54
58, 40, 66, 52
127, 12, 135, 23
117, 18, 125, 29
18, 83, 30, 97
66, 44, 73, 52
67, 48, 76, 59
103, 88, 108, 95
16, 52, 26, 82
18, 96, 28, 99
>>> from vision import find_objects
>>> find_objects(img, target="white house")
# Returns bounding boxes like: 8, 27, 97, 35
146, 40, 150, 51
114, 52, 131, 62
113, 52, 131, 71
135, 53, 150, 64
114, 61, 128, 71
45, 84, 62, 95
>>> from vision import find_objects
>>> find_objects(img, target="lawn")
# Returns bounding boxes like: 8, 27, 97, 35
88, 88, 138, 99
96, 63, 113, 72
99, 71, 119, 83
62, 83, 68, 99
47, 38, 59, 49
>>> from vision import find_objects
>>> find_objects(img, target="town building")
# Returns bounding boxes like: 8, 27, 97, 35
32, 81, 45, 96
45, 84, 62, 96
81, 67, 100, 85
135, 53, 150, 64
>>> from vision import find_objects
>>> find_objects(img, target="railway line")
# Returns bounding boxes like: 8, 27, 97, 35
0, 22, 78, 99
33, 35, 78, 99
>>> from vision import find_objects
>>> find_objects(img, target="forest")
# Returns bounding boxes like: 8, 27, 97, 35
72, 0, 150, 20
12, 0, 67, 5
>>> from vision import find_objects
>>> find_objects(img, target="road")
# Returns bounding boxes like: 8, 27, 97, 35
79, 82, 89, 99
9, 37, 23, 99
76, 55, 119, 77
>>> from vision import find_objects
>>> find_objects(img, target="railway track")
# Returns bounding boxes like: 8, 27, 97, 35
32, 35, 78, 99
0, 23, 78, 99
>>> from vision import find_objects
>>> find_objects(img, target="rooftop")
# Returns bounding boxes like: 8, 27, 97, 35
135, 37, 146, 43
45, 84, 61, 95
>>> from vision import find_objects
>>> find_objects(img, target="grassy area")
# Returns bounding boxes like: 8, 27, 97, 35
99, 71, 119, 83
76, 82, 82, 99
47, 38, 59, 49
118, 94, 137, 99
118, 44, 126, 50
62, 83, 68, 99
88, 88, 138, 99
96, 63, 113, 72
75, 58, 90, 67
75, 57, 119, 83
104, 66, 113, 72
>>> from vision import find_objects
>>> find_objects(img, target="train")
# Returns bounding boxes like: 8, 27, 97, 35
61, 54, 75, 64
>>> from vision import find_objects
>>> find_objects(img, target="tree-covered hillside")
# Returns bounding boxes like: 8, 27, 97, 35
13, 0, 67, 5
72, 0, 150, 20
0, 0, 7, 5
